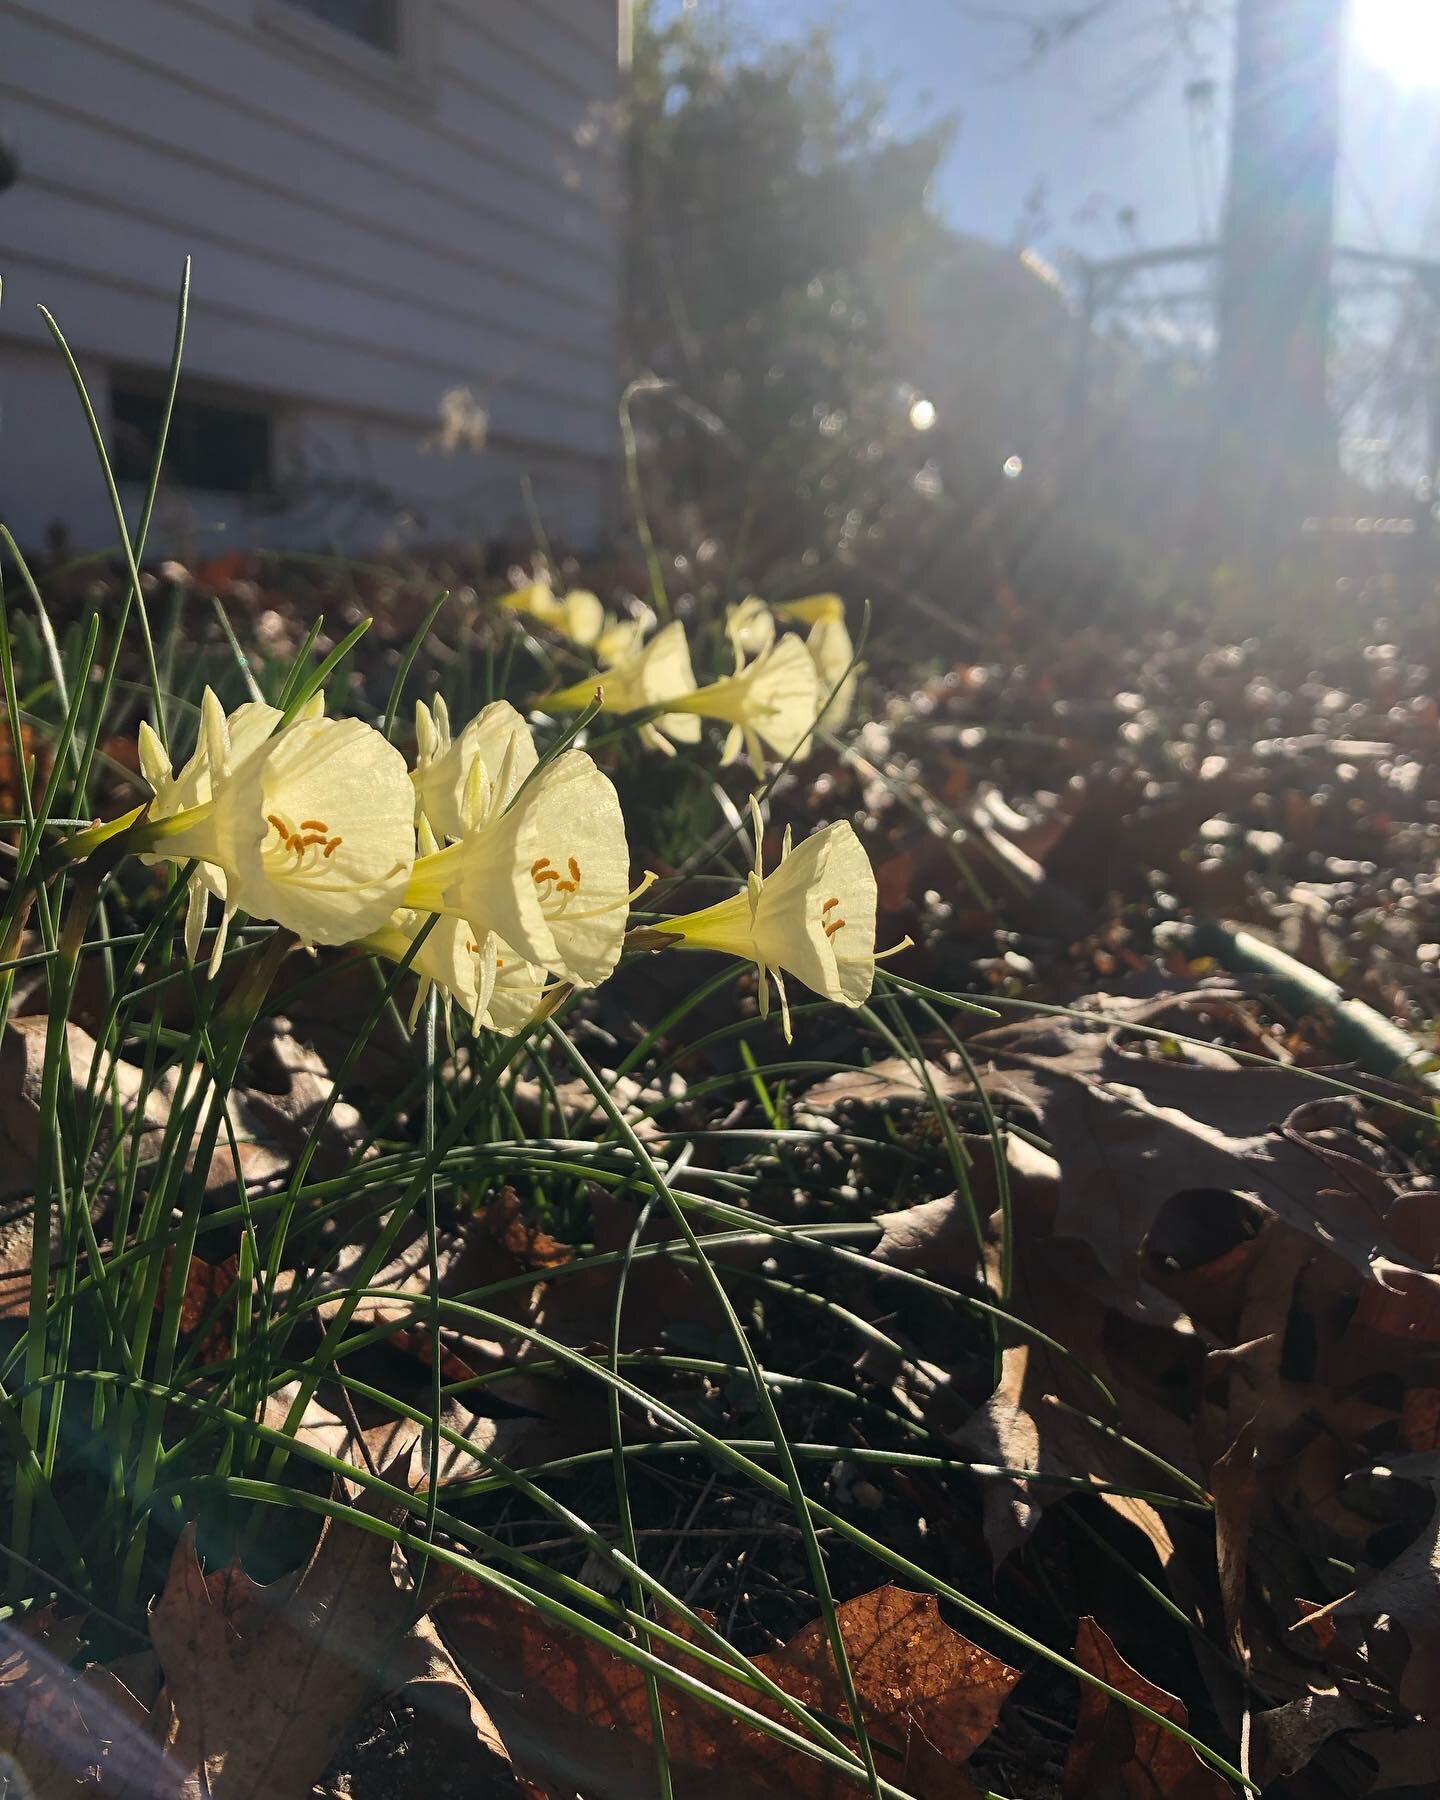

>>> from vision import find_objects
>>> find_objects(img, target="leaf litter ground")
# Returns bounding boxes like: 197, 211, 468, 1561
5, 558, 1440, 1797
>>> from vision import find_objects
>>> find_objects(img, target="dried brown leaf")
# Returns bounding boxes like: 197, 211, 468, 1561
1251, 1691, 1373, 1787
149, 1513, 414, 1798
156, 1250, 239, 1366
1062, 1616, 1232, 1799
437, 1582, 1018, 1799
968, 1017, 1420, 1285
0, 1614, 178, 1797
1333, 1454, 1440, 1723
320, 1616, 523, 1798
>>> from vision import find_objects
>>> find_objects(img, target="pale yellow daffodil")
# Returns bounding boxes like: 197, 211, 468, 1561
145, 695, 416, 966
482, 942, 555, 1034
543, 620, 702, 755
806, 611, 860, 730
412, 695, 537, 843
663, 634, 820, 774
363, 816, 497, 1029
558, 588, 605, 647
657, 808, 907, 1040
726, 596, 776, 660
775, 593, 846, 627
496, 576, 604, 648
596, 614, 648, 666
138, 691, 321, 966
366, 826, 554, 1036
367, 909, 496, 1031
496, 576, 561, 627
404, 748, 647, 989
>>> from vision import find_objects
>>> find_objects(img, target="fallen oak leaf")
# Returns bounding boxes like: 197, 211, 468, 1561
874, 1138, 1207, 1564
872, 1132, 1061, 1287
481, 1185, 572, 1272
0, 1017, 167, 1210
318, 1615, 524, 1798
0, 1612, 181, 1797
310, 1201, 607, 1474
290, 1385, 585, 1491
149, 1509, 415, 1798
436, 1581, 1019, 1799
1331, 1453, 1440, 1724
1062, 1616, 1233, 1799
384, 1614, 513, 1766
1250, 1690, 1374, 1787
967, 1017, 1422, 1287
798, 1055, 952, 1116
156, 1249, 239, 1366
1346, 1719, 1440, 1791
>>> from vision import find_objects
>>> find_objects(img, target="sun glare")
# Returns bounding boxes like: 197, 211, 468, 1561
1352, 0, 1440, 89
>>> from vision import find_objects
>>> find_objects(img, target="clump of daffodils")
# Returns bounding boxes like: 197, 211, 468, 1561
61, 589, 896, 1038
538, 594, 861, 771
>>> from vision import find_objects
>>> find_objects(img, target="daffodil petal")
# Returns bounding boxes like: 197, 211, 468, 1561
219, 717, 416, 947
412, 699, 537, 841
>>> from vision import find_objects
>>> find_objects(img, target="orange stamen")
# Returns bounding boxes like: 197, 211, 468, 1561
568, 856, 581, 883
822, 896, 840, 914
323, 836, 343, 857
300, 818, 329, 832
531, 857, 553, 876
266, 813, 291, 839
554, 878, 578, 894
824, 918, 846, 938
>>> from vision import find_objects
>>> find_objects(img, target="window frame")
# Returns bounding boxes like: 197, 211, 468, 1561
109, 372, 278, 501
276, 0, 401, 56
257, 0, 435, 105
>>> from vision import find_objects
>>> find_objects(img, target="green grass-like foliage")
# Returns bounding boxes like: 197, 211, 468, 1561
0, 267, 1255, 1798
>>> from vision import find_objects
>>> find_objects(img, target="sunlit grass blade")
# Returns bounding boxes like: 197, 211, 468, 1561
382, 588, 450, 737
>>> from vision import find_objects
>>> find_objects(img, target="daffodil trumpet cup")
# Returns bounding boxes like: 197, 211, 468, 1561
624, 809, 910, 1041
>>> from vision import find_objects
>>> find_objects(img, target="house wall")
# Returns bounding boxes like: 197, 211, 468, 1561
0, 0, 625, 554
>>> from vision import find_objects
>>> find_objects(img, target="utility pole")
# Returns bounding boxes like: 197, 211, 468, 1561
1214, 0, 1346, 479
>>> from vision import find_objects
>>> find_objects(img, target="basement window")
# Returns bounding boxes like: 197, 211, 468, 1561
279, 0, 401, 53
111, 380, 274, 496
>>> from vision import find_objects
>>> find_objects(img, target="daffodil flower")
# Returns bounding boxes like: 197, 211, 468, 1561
663, 634, 820, 773
142, 694, 416, 967
543, 620, 702, 755
775, 593, 846, 627
137, 691, 317, 966
404, 748, 648, 988
496, 576, 560, 627
497, 577, 604, 647
483, 942, 556, 1034
806, 611, 860, 729
360, 817, 494, 1029
596, 614, 648, 665
656, 808, 909, 1040
367, 910, 497, 1030
558, 588, 605, 647
726, 596, 776, 660
412, 695, 537, 842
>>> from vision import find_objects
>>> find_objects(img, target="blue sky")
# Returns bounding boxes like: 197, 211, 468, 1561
718, 0, 1440, 262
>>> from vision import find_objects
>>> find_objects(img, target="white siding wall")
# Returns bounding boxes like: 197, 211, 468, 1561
0, 0, 624, 552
